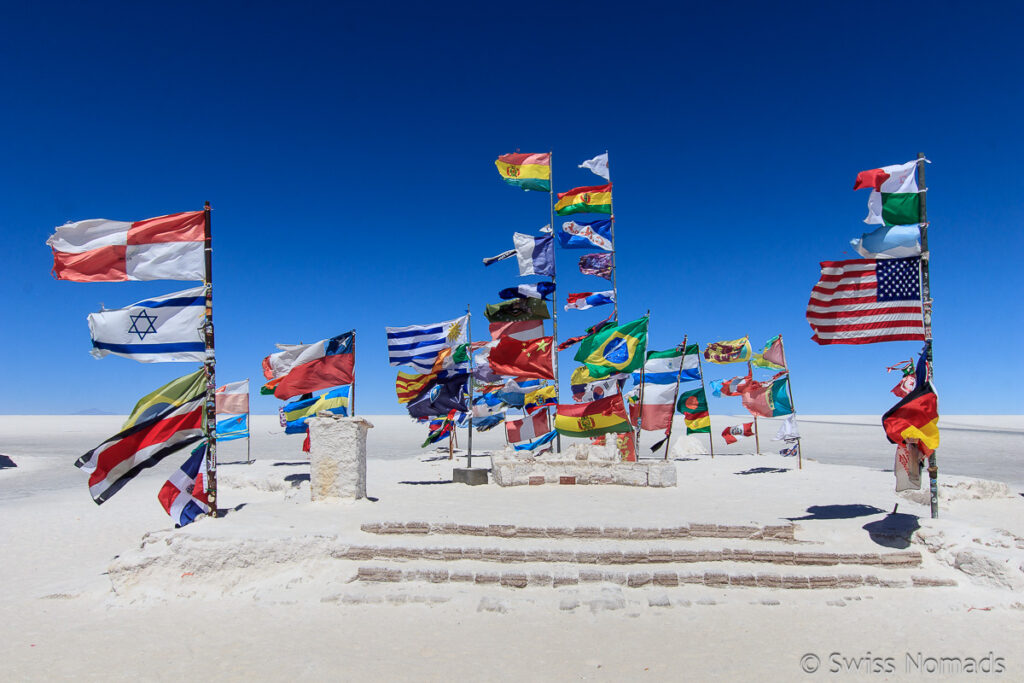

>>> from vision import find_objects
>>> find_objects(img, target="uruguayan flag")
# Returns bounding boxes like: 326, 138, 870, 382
88, 286, 206, 362
386, 315, 467, 372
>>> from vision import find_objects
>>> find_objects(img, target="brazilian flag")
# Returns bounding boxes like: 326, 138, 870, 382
574, 316, 648, 379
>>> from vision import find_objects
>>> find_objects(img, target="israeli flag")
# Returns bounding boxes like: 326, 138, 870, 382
88, 286, 206, 362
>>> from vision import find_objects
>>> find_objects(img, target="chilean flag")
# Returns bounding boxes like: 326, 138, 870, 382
158, 442, 211, 527
262, 331, 355, 400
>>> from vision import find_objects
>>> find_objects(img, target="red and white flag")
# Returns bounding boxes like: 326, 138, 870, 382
488, 320, 544, 345
722, 423, 755, 445
806, 258, 924, 345
47, 211, 206, 282
639, 382, 675, 432
505, 411, 551, 443
215, 380, 250, 415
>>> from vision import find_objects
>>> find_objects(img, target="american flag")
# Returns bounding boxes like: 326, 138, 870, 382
806, 257, 924, 345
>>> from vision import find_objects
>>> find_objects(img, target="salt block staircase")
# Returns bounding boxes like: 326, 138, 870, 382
341, 520, 957, 608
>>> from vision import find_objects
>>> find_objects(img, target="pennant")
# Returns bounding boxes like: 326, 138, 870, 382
554, 394, 632, 438
158, 441, 211, 527
703, 337, 752, 364
578, 253, 612, 280
87, 286, 206, 362
722, 423, 755, 445
499, 282, 555, 301
565, 291, 615, 311
513, 233, 555, 277
488, 336, 555, 380
676, 387, 710, 434
484, 298, 550, 323
386, 316, 467, 371
262, 332, 355, 400
506, 411, 551, 443
574, 315, 648, 379
554, 184, 613, 216
495, 152, 551, 192
578, 152, 610, 181
558, 219, 613, 251
46, 210, 205, 282
74, 370, 206, 504
483, 249, 516, 266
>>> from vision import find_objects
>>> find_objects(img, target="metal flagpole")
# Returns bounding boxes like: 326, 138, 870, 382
695, 345, 714, 459
635, 309, 651, 453
466, 305, 474, 468
778, 335, 801, 470
202, 201, 218, 517
663, 335, 688, 460
547, 151, 562, 454
747, 357, 761, 454
350, 331, 356, 417
606, 150, 619, 324
917, 152, 938, 519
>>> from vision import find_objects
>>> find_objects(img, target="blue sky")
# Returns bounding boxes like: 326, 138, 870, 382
2, 1, 1022, 415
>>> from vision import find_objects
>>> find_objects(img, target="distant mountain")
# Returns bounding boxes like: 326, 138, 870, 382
72, 408, 117, 415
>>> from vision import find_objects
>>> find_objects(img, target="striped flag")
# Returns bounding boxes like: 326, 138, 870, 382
505, 411, 551, 443
158, 442, 211, 527
87, 286, 206, 362
722, 423, 755, 445
47, 211, 205, 282
75, 370, 206, 504
386, 316, 468, 372
261, 332, 355, 400
806, 257, 924, 345
215, 379, 249, 441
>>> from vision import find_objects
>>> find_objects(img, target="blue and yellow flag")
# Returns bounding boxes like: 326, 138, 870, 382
573, 316, 648, 379
283, 386, 350, 434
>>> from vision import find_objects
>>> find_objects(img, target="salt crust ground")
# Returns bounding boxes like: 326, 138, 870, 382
1, 415, 1023, 681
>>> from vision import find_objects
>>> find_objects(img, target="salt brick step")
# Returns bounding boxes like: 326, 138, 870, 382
334, 544, 921, 568
353, 565, 956, 590
361, 522, 795, 541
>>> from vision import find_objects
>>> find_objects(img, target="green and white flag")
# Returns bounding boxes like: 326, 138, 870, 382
854, 159, 921, 226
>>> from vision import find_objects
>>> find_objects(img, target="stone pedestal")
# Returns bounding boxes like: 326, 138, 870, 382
453, 467, 489, 486
306, 414, 374, 501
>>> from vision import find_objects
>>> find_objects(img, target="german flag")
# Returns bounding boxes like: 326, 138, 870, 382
555, 394, 632, 438
882, 350, 939, 454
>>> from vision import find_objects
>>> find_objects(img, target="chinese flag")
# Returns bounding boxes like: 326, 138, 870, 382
488, 336, 555, 380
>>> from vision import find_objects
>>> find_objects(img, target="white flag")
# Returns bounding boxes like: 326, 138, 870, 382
578, 153, 610, 180
773, 415, 800, 443
87, 286, 206, 362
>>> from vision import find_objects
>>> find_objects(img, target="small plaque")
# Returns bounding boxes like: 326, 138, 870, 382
559, 476, 576, 485
529, 476, 545, 486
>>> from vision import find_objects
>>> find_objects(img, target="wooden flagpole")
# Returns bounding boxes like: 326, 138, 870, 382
917, 152, 938, 519
663, 335, 688, 460
634, 309, 651, 454
547, 151, 562, 454
695, 345, 714, 459
466, 305, 474, 468
747, 357, 761, 454
202, 201, 218, 517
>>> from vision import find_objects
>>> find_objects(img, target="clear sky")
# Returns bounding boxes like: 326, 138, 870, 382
2, 1, 1022, 415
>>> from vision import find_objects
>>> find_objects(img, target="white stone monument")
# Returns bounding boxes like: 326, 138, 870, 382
306, 414, 374, 501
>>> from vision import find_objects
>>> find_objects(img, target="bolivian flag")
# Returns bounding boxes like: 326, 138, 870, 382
495, 152, 551, 192
555, 394, 632, 438
574, 316, 648, 379
676, 387, 711, 434
882, 353, 939, 454
555, 184, 612, 216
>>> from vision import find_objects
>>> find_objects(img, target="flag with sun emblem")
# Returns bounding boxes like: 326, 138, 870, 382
87, 286, 207, 362
386, 315, 468, 372
574, 315, 648, 379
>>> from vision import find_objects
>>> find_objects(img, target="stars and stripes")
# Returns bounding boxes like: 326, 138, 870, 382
806, 257, 924, 345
